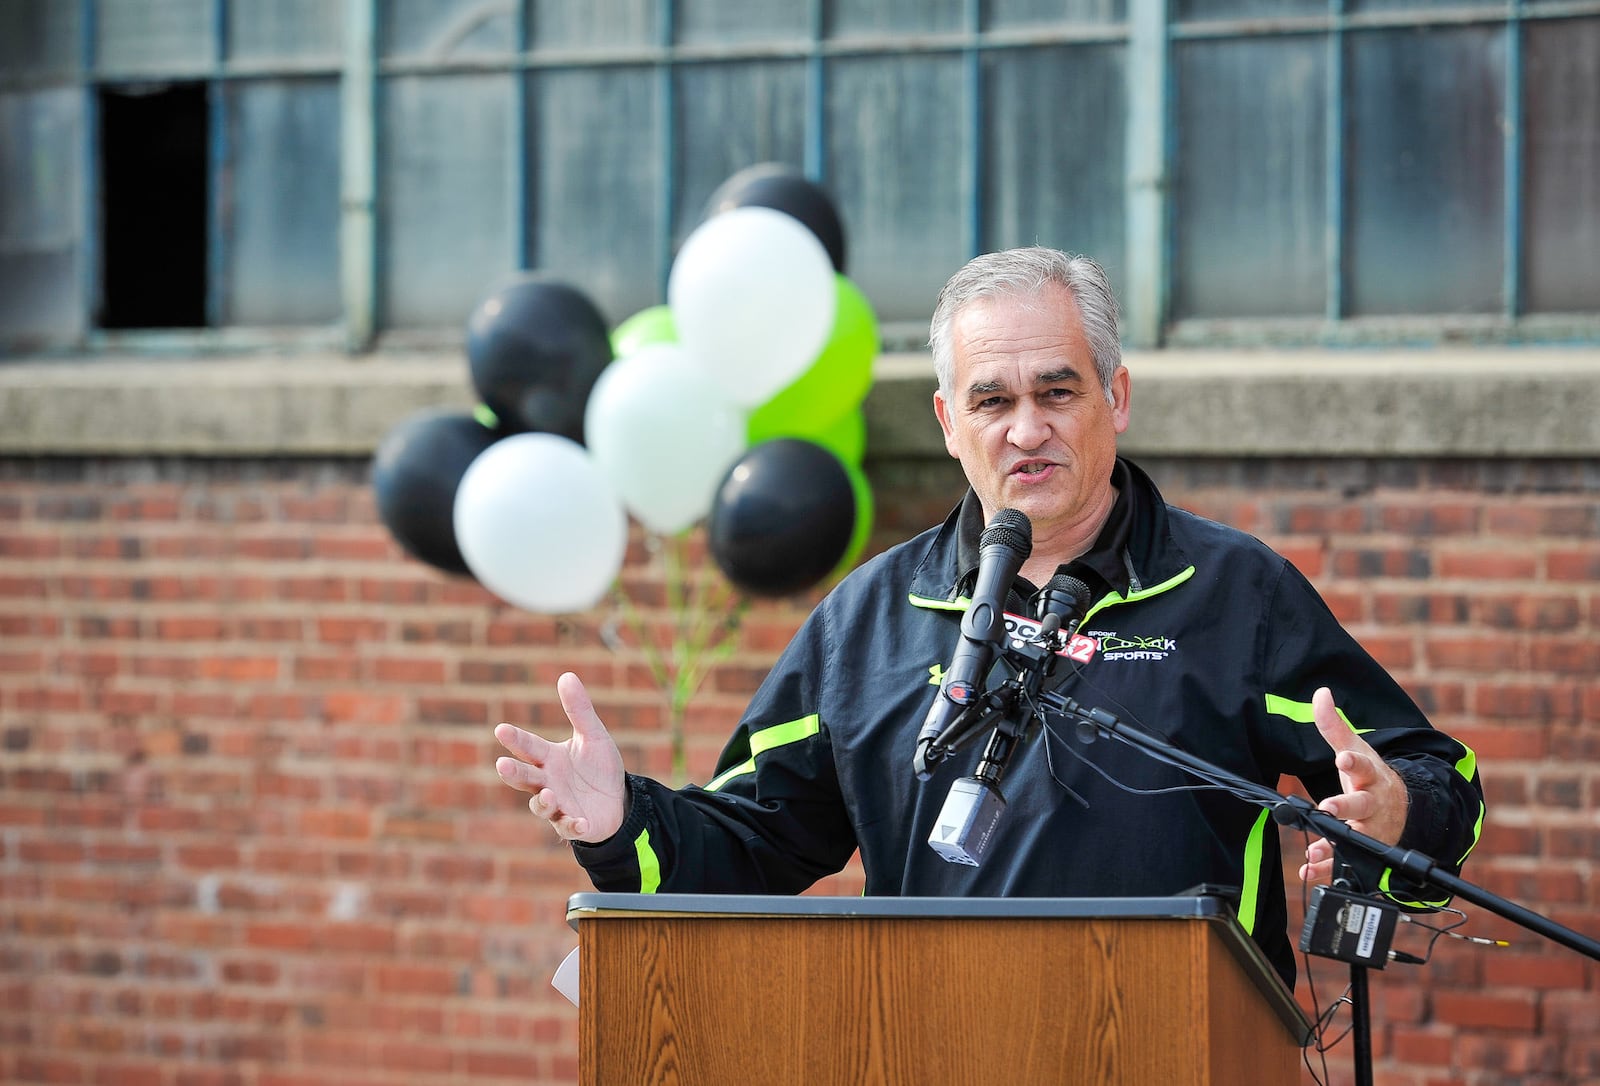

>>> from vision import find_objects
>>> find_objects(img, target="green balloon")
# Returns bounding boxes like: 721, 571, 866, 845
748, 275, 877, 444
832, 460, 875, 579
610, 305, 677, 359
806, 408, 865, 467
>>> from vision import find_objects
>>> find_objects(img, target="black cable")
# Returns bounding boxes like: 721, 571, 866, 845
1298, 829, 1335, 1086
1395, 904, 1504, 964
1040, 662, 1296, 811
1039, 714, 1226, 798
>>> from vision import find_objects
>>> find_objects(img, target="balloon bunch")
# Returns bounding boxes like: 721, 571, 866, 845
373, 163, 877, 614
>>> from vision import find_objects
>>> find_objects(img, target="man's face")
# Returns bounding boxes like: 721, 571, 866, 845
933, 285, 1130, 550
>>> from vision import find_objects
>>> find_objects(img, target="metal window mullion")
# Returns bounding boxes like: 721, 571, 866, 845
512, 2, 528, 271
655, 0, 677, 295
79, 0, 99, 342
340, 0, 377, 351
1125, 0, 1170, 349
1503, 3, 1523, 320
1325, 0, 1345, 324
206, 0, 228, 328
964, 0, 983, 258
804, 0, 825, 182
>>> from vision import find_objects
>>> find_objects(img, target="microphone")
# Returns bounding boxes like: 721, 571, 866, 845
1032, 573, 1092, 634
913, 508, 1032, 780
924, 568, 1089, 866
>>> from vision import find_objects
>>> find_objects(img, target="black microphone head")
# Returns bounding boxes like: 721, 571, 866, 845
1045, 573, 1092, 610
980, 508, 1032, 559
1034, 573, 1092, 627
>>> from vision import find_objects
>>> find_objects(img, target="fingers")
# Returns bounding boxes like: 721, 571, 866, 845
1312, 688, 1378, 771
1307, 688, 1411, 846
528, 789, 590, 841
495, 721, 552, 763
1299, 857, 1334, 884
495, 672, 611, 762
494, 753, 546, 795
557, 671, 609, 744
494, 722, 554, 795
494, 672, 626, 844
1298, 837, 1334, 885
1312, 686, 1384, 794
1312, 687, 1358, 753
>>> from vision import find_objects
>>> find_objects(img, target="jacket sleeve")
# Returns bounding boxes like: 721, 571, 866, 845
1253, 558, 1485, 907
570, 597, 858, 895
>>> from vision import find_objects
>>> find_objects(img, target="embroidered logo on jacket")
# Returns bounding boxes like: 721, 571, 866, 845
1082, 630, 1177, 662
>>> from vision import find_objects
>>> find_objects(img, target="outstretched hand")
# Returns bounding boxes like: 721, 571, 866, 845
495, 671, 627, 843
1298, 686, 1410, 885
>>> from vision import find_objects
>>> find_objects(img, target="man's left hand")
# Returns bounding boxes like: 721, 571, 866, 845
1298, 686, 1410, 885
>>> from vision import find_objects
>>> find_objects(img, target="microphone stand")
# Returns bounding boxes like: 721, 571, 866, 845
1044, 690, 1600, 1086
917, 612, 1068, 773
915, 613, 1074, 866
914, 574, 1092, 780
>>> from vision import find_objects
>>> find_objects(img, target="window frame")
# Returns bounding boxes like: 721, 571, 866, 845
2, 0, 1598, 355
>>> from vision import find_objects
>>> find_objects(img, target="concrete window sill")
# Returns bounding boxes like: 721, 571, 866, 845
2, 348, 1597, 459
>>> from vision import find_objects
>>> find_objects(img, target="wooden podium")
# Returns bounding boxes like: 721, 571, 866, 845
566, 893, 1311, 1085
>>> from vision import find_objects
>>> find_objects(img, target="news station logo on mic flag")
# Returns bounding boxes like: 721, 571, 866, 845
1000, 610, 1098, 664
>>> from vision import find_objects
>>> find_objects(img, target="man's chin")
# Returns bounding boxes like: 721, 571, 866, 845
991, 493, 1054, 532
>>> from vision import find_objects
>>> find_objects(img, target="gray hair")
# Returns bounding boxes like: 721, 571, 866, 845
927, 247, 1122, 405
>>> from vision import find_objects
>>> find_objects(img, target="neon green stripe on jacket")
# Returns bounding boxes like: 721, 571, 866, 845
633, 828, 661, 894
1236, 807, 1272, 935
705, 714, 822, 793
1263, 692, 1362, 732
909, 566, 1197, 625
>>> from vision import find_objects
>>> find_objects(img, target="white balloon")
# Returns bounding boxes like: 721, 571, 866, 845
668, 205, 837, 408
584, 343, 748, 535
453, 433, 626, 614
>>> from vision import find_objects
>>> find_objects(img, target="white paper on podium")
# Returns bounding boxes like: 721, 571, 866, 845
552, 945, 580, 1006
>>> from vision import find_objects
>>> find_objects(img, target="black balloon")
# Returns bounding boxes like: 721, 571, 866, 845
705, 163, 848, 273
708, 439, 857, 597
372, 409, 499, 576
465, 274, 613, 442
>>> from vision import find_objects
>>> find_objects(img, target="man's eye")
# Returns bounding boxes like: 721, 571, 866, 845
975, 396, 1006, 410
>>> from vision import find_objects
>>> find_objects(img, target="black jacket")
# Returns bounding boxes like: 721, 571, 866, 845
573, 458, 1484, 986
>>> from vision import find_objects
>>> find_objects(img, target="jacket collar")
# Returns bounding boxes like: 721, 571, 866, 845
908, 456, 1189, 606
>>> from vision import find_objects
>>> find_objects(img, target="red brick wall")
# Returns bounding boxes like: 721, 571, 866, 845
1, 455, 1596, 1086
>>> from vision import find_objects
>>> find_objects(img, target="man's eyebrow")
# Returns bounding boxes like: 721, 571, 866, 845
964, 366, 1085, 397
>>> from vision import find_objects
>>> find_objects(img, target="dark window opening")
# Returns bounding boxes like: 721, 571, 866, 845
98, 83, 208, 329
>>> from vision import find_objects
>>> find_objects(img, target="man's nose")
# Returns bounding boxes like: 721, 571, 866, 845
1007, 400, 1051, 449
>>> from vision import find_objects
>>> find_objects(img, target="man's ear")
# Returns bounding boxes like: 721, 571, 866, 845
1110, 366, 1131, 435
933, 390, 960, 459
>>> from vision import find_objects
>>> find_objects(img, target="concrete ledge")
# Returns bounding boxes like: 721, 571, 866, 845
859, 348, 1600, 460
2, 347, 1598, 459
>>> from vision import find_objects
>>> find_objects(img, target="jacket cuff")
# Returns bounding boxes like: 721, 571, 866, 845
570, 773, 652, 868
1376, 760, 1457, 907
1393, 760, 1447, 855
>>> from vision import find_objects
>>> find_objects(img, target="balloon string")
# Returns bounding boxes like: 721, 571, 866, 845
611, 530, 748, 784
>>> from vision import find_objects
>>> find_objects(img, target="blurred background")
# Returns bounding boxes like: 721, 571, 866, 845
1, 2, 1597, 1084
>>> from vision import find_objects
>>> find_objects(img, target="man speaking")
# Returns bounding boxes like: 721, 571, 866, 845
493, 246, 1484, 986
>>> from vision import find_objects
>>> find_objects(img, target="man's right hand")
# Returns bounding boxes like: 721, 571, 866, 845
494, 671, 627, 843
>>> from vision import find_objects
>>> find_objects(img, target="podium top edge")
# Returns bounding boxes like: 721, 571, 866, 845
566, 893, 1231, 925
